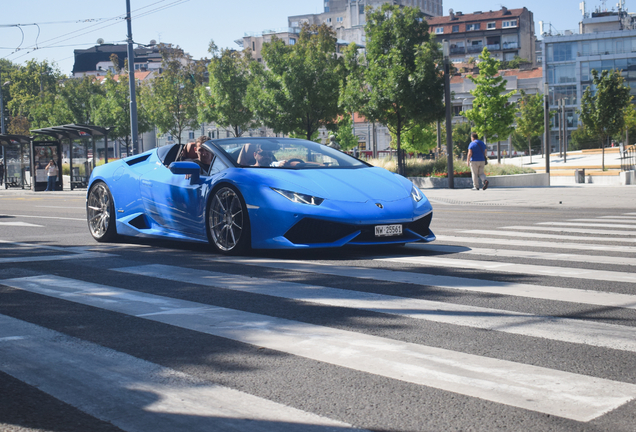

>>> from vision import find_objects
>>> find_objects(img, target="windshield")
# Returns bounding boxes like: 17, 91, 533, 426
210, 138, 369, 169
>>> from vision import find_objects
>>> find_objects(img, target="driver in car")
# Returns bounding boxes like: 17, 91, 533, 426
253, 149, 275, 167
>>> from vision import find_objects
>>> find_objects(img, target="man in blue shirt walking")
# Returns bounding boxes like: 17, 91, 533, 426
467, 133, 489, 190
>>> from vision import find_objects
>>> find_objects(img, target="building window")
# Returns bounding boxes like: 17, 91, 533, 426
547, 42, 576, 62
466, 23, 480, 31
337, 17, 343, 23
359, 4, 364, 14
188, 132, 195, 140
452, 25, 459, 32
548, 64, 576, 84
453, 106, 463, 116
435, 27, 444, 34
252, 42, 255, 50
502, 20, 517, 28
289, 38, 296, 45
487, 22, 496, 30
326, 18, 332, 24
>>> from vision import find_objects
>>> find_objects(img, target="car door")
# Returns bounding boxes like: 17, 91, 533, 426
139, 161, 208, 240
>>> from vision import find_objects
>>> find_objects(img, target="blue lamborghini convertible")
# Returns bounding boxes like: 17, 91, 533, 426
86, 137, 435, 254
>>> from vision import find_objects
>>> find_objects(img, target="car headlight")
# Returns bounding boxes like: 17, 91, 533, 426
411, 185, 423, 202
271, 188, 325, 206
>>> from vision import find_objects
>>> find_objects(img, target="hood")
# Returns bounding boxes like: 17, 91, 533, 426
248, 167, 411, 203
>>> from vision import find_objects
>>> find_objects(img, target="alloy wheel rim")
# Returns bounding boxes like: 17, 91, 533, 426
87, 184, 110, 238
210, 187, 244, 251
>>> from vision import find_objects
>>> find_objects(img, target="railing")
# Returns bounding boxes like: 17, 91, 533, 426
450, 47, 465, 54
502, 42, 519, 49
621, 144, 636, 171
487, 44, 500, 50
467, 45, 484, 53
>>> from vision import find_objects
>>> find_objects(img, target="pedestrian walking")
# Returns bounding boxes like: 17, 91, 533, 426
44, 160, 58, 191
467, 133, 488, 190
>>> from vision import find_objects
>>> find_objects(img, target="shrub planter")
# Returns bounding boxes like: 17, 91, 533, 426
409, 173, 550, 189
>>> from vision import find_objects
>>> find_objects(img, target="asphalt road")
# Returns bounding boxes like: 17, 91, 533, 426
1, 186, 636, 432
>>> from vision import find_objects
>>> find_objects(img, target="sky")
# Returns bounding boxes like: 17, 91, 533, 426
0, 0, 626, 76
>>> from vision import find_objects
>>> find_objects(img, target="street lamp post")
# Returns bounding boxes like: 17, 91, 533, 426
126, 0, 139, 154
543, 83, 550, 176
443, 40, 454, 189
0, 72, 7, 189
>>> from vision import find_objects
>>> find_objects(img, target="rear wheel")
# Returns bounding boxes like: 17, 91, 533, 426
86, 182, 117, 242
207, 184, 250, 254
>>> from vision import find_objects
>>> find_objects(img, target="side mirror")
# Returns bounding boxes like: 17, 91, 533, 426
169, 161, 200, 184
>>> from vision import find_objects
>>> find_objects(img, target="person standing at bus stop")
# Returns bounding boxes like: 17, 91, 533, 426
467, 133, 488, 191
44, 160, 58, 191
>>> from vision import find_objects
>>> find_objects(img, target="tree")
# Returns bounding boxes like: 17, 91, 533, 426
250, 23, 343, 140
199, 41, 258, 137
57, 75, 104, 125
342, 4, 444, 175
389, 122, 438, 155
95, 55, 151, 156
141, 44, 201, 145
5, 60, 64, 130
579, 69, 632, 169
515, 90, 544, 163
462, 48, 517, 162
333, 115, 359, 151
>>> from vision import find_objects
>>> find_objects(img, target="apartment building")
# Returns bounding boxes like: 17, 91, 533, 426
543, 8, 636, 150
427, 7, 536, 65
72, 42, 163, 77
239, 1, 442, 62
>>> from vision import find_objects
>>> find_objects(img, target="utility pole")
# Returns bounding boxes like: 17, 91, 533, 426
0, 70, 6, 189
443, 41, 454, 188
126, 0, 139, 154
544, 83, 551, 176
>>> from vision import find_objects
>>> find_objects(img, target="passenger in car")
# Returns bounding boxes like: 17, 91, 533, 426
194, 145, 214, 174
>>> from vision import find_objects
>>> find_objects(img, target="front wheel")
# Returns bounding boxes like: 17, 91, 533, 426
86, 182, 117, 242
207, 184, 250, 254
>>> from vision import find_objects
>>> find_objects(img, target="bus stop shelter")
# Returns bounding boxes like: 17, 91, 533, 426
0, 134, 31, 190
31, 124, 111, 191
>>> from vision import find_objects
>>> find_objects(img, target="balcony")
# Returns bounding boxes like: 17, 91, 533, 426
487, 44, 501, 50
467, 45, 484, 53
502, 42, 519, 50
450, 47, 465, 54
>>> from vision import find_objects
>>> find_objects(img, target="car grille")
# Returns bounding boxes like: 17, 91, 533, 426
283, 213, 433, 245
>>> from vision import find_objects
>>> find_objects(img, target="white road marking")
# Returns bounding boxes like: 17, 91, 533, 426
596, 216, 636, 220
0, 221, 44, 227
116, 264, 636, 353
408, 243, 636, 266
0, 314, 357, 432
2, 275, 636, 422
0, 213, 85, 222
500, 226, 636, 238
435, 234, 636, 254
378, 255, 636, 284
569, 218, 636, 224
0, 252, 112, 264
209, 257, 636, 310
538, 222, 636, 229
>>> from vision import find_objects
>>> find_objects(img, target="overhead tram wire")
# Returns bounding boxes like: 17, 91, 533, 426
1, 0, 190, 62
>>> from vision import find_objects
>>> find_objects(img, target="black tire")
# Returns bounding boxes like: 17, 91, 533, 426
207, 184, 251, 255
86, 182, 118, 242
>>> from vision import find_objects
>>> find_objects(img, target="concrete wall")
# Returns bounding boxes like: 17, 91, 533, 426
410, 173, 550, 189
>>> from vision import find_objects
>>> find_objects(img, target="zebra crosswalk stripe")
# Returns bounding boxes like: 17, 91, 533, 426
0, 314, 359, 432
209, 257, 636, 310
435, 234, 636, 253
114, 264, 636, 352
500, 226, 636, 238
1, 274, 635, 422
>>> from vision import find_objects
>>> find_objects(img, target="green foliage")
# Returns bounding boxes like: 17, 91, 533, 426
141, 44, 200, 144
250, 24, 343, 140
579, 69, 631, 147
515, 90, 544, 155
389, 122, 438, 154
94, 66, 151, 154
569, 125, 600, 150
200, 42, 259, 137
342, 4, 444, 175
462, 48, 517, 144
56, 75, 105, 125
499, 56, 531, 70
333, 115, 359, 150
368, 156, 535, 177
511, 131, 542, 153
5, 60, 64, 130
451, 121, 473, 158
